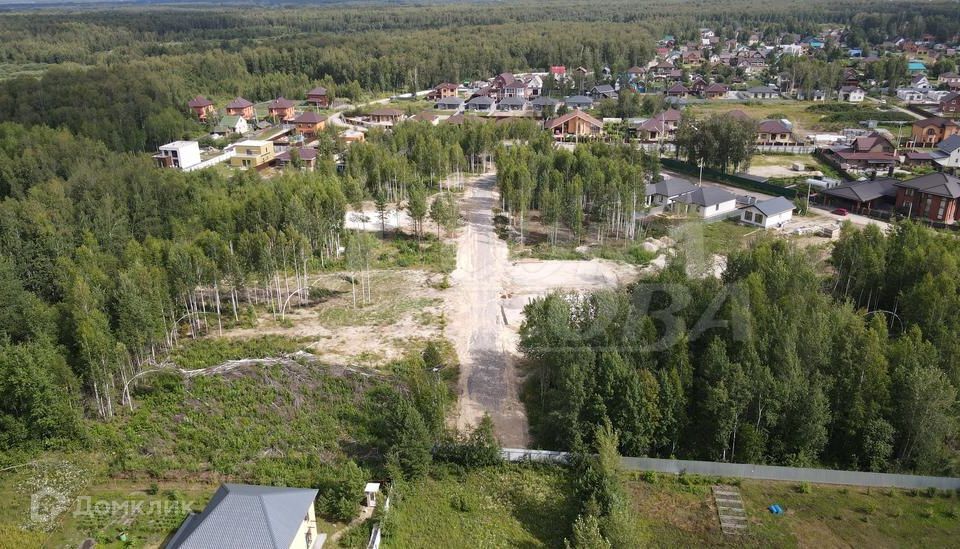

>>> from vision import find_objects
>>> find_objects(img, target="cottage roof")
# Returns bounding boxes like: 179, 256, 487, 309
757, 119, 792, 134
437, 96, 464, 107
531, 96, 559, 106
751, 196, 795, 216
592, 84, 616, 94
822, 178, 898, 203
369, 107, 404, 117
226, 97, 253, 109
544, 110, 603, 130
914, 117, 959, 129
667, 83, 689, 94
564, 95, 594, 105
167, 484, 319, 549
675, 186, 737, 207
188, 95, 213, 108
268, 97, 297, 109
704, 83, 729, 93
467, 96, 495, 106
894, 172, 960, 198
292, 111, 327, 124
938, 135, 960, 153
307, 87, 327, 96
276, 148, 319, 162
645, 177, 698, 198
411, 111, 439, 122
498, 96, 528, 107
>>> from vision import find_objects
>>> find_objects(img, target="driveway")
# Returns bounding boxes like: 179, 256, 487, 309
448, 173, 530, 447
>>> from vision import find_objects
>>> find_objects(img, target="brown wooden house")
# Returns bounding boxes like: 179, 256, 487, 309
894, 172, 960, 222
306, 87, 329, 108
187, 96, 215, 121
544, 110, 603, 137
225, 97, 255, 120
268, 97, 297, 122
292, 111, 327, 137
912, 117, 960, 146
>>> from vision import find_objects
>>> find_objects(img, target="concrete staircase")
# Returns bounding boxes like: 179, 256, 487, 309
712, 485, 747, 535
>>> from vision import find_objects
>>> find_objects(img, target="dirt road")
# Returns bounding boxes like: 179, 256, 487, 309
448, 173, 643, 447
448, 173, 530, 447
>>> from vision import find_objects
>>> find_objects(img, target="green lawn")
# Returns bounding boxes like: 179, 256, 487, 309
380, 464, 578, 548
674, 218, 761, 256
688, 100, 827, 133
742, 481, 960, 548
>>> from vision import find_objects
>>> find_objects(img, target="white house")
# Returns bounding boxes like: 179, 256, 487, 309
931, 135, 960, 173
673, 186, 739, 218
897, 88, 926, 103
839, 86, 865, 103
644, 176, 698, 206
212, 115, 249, 137
153, 141, 201, 170
167, 483, 325, 549
740, 196, 795, 228
911, 74, 932, 90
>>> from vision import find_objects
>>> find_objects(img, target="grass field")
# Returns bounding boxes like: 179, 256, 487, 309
627, 472, 960, 548
688, 100, 827, 134
369, 463, 960, 548
380, 464, 578, 548
688, 100, 906, 136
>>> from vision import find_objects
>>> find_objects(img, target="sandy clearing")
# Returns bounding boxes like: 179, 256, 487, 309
220, 269, 445, 367
447, 173, 642, 447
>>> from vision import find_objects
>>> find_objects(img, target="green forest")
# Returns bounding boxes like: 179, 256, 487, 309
521, 227, 960, 475
1, 4, 960, 546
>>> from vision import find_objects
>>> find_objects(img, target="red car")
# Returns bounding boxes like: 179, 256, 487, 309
832, 208, 849, 216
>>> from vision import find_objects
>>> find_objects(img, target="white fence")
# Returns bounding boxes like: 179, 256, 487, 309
501, 448, 960, 490
183, 150, 235, 172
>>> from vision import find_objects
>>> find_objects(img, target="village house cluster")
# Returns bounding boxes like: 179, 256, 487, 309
153, 25, 960, 224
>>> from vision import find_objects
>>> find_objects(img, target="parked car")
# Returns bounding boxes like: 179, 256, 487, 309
832, 208, 849, 216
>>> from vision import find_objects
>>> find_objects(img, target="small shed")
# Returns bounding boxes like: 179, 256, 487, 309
364, 483, 381, 507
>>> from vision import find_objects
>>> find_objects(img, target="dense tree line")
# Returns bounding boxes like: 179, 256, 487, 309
496, 140, 657, 244
674, 112, 757, 174
0, 119, 504, 448
521, 228, 960, 475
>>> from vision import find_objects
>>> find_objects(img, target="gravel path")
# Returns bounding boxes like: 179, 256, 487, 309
449, 173, 530, 447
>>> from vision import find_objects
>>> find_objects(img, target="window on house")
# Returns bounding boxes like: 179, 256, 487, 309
756, 214, 765, 224
938, 202, 946, 220
924, 197, 932, 215
744, 211, 754, 221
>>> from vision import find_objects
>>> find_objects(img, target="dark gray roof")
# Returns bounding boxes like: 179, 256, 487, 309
751, 196, 795, 216
498, 96, 528, 106
646, 177, 698, 198
894, 172, 960, 199
436, 96, 464, 107
591, 84, 616, 94
821, 178, 898, 203
676, 186, 738, 206
467, 96, 495, 106
167, 484, 319, 549
531, 96, 559, 106
746, 86, 779, 94
939, 135, 960, 153
564, 95, 594, 105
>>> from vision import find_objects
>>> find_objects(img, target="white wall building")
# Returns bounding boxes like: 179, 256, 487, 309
674, 186, 738, 219
740, 196, 795, 228
154, 141, 201, 170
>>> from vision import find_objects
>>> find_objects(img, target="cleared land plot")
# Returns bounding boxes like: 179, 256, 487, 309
380, 465, 577, 548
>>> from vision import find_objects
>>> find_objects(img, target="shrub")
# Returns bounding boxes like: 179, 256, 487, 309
639, 470, 657, 484
797, 482, 812, 494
